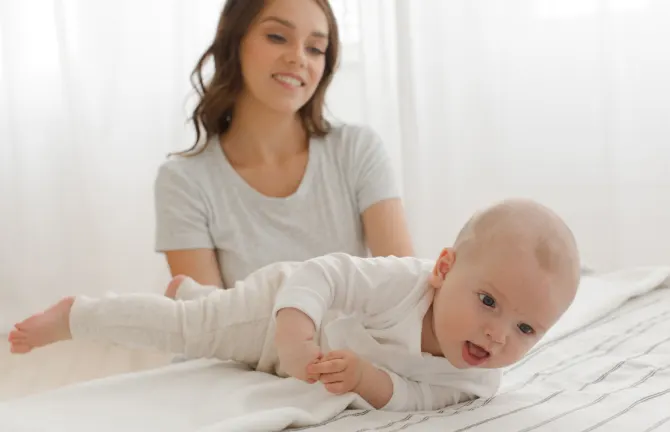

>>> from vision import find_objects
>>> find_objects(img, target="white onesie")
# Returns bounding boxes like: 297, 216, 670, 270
69, 253, 501, 412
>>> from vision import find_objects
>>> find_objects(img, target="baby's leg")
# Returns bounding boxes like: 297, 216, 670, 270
10, 277, 276, 366
9, 276, 207, 354
8, 297, 75, 354
164, 275, 218, 300
168, 275, 220, 301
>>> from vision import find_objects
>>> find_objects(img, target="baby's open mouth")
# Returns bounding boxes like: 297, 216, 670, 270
462, 341, 490, 366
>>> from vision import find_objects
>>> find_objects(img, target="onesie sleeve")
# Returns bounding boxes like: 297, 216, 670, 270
271, 253, 425, 330
345, 125, 401, 213
377, 368, 501, 412
153, 162, 214, 251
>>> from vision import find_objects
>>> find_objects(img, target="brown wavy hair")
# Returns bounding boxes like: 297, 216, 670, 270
178, 0, 340, 156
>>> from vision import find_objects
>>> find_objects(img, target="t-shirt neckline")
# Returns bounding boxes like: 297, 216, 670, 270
211, 136, 319, 204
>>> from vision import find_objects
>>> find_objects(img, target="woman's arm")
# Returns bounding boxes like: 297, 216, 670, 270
164, 249, 223, 287
154, 163, 224, 287
362, 198, 415, 257
343, 125, 415, 257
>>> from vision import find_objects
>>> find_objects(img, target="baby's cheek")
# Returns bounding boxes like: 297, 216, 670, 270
504, 339, 530, 362
518, 338, 538, 357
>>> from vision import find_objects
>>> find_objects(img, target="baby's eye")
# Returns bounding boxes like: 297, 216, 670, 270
518, 323, 535, 335
478, 293, 496, 308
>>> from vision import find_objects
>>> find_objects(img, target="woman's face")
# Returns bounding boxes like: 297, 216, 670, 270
238, 0, 329, 114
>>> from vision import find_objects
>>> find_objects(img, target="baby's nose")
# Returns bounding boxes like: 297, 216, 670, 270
485, 326, 508, 348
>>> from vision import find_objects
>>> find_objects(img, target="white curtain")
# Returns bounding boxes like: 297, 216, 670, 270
337, 0, 670, 271
2, 0, 669, 331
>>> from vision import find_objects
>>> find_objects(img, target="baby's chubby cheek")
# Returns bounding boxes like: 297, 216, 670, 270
494, 344, 532, 367
512, 342, 537, 361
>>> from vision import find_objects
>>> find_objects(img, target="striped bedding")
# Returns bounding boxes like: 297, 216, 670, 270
302, 271, 670, 432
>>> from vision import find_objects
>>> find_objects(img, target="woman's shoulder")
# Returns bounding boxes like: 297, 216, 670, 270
160, 141, 218, 173
154, 141, 222, 190
320, 122, 388, 163
323, 122, 384, 147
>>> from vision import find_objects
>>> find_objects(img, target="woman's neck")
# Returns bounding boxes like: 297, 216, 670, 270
221, 93, 308, 166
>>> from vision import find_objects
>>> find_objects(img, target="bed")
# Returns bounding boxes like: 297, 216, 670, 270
1, 266, 669, 432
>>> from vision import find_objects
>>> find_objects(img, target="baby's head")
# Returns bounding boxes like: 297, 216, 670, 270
428, 198, 581, 369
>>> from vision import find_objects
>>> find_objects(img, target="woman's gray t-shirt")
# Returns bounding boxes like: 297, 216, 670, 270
153, 124, 399, 288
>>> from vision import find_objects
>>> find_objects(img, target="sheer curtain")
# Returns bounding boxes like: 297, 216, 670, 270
1, 0, 669, 331
339, 0, 670, 272
0, 0, 224, 330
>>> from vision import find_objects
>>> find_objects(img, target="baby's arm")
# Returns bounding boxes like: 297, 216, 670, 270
339, 359, 476, 411
275, 307, 317, 342
272, 253, 424, 330
305, 349, 394, 407
354, 360, 394, 408
306, 351, 477, 411
272, 253, 426, 385
308, 351, 495, 412
274, 307, 323, 382
375, 371, 498, 412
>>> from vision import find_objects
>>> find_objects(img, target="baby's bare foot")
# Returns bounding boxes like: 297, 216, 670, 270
164, 275, 186, 299
8, 297, 75, 354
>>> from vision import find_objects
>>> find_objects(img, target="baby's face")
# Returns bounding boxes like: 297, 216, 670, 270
430, 247, 573, 370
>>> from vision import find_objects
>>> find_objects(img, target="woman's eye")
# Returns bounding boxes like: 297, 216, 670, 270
479, 293, 496, 308
518, 323, 535, 335
307, 47, 325, 55
267, 34, 286, 43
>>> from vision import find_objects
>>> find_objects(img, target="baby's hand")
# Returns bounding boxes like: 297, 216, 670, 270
276, 340, 323, 383
307, 350, 363, 395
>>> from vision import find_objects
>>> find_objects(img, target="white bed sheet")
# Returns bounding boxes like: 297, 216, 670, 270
1, 266, 669, 432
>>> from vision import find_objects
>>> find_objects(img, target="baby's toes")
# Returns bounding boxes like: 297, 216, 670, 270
14, 318, 34, 331
10, 342, 32, 354
8, 329, 26, 342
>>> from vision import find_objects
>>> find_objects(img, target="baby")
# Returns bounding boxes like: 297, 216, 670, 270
8, 198, 581, 412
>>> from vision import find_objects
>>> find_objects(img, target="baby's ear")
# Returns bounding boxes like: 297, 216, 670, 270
430, 248, 455, 288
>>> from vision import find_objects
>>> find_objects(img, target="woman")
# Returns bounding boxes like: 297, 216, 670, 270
154, 0, 414, 289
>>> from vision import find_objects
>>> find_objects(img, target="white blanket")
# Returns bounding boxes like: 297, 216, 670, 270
1, 266, 668, 432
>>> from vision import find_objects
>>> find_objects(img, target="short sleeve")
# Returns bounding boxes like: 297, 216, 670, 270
347, 126, 400, 213
153, 162, 214, 251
